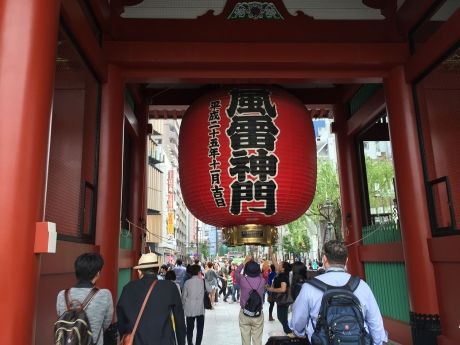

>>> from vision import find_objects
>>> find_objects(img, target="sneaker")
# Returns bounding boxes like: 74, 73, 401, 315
287, 333, 295, 338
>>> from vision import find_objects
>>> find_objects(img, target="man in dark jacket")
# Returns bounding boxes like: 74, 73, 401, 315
117, 252, 186, 345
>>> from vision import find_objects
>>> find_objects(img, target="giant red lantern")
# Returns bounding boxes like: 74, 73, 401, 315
179, 87, 316, 245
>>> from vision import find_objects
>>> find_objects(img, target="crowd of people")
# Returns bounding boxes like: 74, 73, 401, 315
56, 240, 388, 345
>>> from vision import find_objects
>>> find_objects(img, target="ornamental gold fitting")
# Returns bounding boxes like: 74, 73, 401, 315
222, 224, 278, 246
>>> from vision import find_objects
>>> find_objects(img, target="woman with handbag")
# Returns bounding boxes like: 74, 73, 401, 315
182, 264, 206, 345
266, 261, 292, 335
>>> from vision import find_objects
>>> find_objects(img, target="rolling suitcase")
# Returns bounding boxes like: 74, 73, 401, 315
265, 335, 310, 345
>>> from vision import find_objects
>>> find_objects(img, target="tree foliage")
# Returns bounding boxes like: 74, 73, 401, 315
282, 152, 394, 257
365, 157, 395, 210
308, 158, 341, 220
199, 242, 209, 261
307, 158, 342, 240
282, 217, 311, 257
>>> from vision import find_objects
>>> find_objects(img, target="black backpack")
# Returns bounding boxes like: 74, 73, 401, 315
242, 277, 263, 317
307, 276, 373, 345
54, 288, 99, 345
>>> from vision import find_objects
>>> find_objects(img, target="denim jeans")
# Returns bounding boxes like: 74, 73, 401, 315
233, 284, 240, 300
224, 286, 236, 301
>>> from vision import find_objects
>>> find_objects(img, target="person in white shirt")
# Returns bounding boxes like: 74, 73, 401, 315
289, 240, 388, 345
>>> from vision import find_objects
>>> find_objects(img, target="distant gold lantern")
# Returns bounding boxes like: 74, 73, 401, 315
222, 225, 278, 246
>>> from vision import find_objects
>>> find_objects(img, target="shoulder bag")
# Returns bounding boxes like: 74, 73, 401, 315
120, 279, 158, 345
275, 286, 293, 306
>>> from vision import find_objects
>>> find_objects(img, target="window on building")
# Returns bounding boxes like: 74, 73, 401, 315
45, 26, 101, 242
414, 44, 460, 235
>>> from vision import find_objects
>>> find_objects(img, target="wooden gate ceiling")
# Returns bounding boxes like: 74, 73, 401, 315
85, 0, 451, 118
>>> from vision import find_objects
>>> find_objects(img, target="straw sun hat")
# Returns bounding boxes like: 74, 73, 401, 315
133, 252, 160, 270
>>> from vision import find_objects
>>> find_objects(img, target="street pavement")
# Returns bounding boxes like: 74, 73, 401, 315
197, 298, 400, 345
200, 298, 285, 345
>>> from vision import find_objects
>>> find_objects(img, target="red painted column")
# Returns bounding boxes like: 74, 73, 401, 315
384, 66, 439, 315
130, 102, 148, 262
95, 65, 124, 297
333, 104, 365, 278
0, 0, 60, 343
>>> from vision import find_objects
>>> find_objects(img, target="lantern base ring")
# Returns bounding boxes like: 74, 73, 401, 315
222, 224, 278, 246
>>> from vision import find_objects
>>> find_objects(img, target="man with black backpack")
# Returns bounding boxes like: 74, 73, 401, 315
235, 256, 265, 345
289, 240, 388, 345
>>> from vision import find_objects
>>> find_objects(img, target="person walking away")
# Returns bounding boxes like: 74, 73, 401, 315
159, 264, 169, 280
223, 265, 236, 303
204, 262, 219, 307
173, 259, 186, 290
235, 256, 265, 345
289, 240, 388, 344
56, 253, 113, 345
267, 264, 277, 321
182, 265, 206, 345
214, 262, 223, 303
117, 252, 186, 345
231, 263, 241, 301
266, 261, 292, 335
166, 270, 181, 295
218, 262, 228, 300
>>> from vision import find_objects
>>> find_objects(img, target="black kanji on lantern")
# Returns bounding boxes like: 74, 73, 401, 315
230, 180, 254, 215
248, 180, 277, 215
208, 99, 226, 208
226, 89, 280, 216
227, 115, 279, 151
229, 150, 250, 182
249, 149, 278, 181
226, 89, 277, 118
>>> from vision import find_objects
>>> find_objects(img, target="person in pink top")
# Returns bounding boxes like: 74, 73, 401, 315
235, 256, 266, 345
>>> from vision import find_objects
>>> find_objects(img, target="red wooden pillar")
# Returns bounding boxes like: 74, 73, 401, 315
95, 65, 124, 297
384, 66, 440, 342
130, 102, 149, 261
0, 0, 60, 343
333, 104, 365, 278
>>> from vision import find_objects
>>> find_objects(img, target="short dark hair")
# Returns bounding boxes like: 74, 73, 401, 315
176, 259, 183, 266
75, 253, 104, 281
323, 240, 348, 265
190, 264, 201, 276
270, 264, 276, 272
207, 262, 213, 268
165, 270, 176, 281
